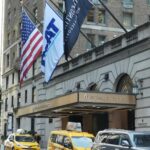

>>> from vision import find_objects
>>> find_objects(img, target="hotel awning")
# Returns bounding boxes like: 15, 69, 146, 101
15, 91, 136, 118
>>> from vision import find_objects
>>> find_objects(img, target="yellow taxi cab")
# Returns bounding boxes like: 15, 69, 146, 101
47, 122, 94, 150
4, 133, 40, 150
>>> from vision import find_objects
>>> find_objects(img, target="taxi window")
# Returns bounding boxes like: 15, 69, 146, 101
56, 135, 64, 145
50, 134, 57, 143
15, 136, 34, 142
71, 136, 93, 148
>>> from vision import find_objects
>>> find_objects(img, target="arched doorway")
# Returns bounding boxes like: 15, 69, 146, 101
115, 74, 135, 130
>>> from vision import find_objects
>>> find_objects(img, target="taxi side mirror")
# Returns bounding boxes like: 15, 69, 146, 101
10, 139, 14, 142
64, 142, 72, 149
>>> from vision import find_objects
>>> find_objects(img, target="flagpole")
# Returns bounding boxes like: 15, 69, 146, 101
22, 4, 43, 27
98, 0, 128, 33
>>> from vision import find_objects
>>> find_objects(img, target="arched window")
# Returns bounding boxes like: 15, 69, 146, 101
116, 74, 133, 94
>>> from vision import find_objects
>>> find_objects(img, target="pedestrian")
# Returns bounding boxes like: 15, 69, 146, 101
34, 132, 41, 144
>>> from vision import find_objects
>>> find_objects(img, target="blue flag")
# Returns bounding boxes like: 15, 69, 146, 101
41, 3, 64, 82
64, 0, 92, 59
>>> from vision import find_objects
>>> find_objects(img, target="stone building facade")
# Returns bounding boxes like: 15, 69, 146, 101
2, 0, 150, 148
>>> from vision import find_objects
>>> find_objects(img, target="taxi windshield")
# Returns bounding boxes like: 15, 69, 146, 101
15, 136, 35, 142
134, 134, 150, 147
71, 136, 93, 148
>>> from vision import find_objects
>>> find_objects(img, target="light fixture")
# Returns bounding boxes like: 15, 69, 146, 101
132, 83, 139, 95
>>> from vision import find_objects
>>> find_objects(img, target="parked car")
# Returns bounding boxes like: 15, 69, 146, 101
4, 133, 40, 150
92, 129, 150, 150
47, 130, 94, 150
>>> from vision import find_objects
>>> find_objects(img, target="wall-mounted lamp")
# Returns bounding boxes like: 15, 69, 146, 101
132, 83, 139, 95
132, 79, 143, 96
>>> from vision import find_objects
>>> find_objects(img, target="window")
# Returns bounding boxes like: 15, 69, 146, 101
11, 96, 14, 107
98, 9, 105, 24
12, 73, 14, 84
14, 8, 16, 17
32, 87, 36, 103
116, 74, 133, 94
32, 60, 36, 77
97, 35, 106, 46
87, 8, 95, 22
19, 42, 22, 57
17, 93, 21, 107
8, 12, 11, 23
50, 134, 57, 143
58, 2, 63, 11
123, 0, 133, 8
5, 98, 8, 111
25, 90, 27, 103
123, 12, 133, 27
19, 22, 22, 36
86, 34, 95, 49
18, 71, 20, 83
107, 134, 120, 145
148, 0, 150, 5
7, 33, 11, 45
13, 30, 16, 41
6, 76, 9, 89
33, 7, 38, 23
6, 54, 10, 67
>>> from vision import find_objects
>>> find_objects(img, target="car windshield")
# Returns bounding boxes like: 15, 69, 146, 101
15, 136, 35, 142
133, 134, 150, 147
71, 136, 93, 148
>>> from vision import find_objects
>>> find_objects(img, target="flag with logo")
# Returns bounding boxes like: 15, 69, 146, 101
41, 3, 64, 82
20, 10, 43, 85
64, 0, 93, 59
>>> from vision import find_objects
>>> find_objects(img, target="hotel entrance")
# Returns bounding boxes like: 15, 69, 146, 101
61, 108, 134, 136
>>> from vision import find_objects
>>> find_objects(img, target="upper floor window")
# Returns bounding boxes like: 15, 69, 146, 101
123, 12, 133, 27
123, 0, 133, 8
14, 8, 16, 17
8, 12, 11, 23
86, 34, 95, 49
96, 35, 106, 46
33, 7, 38, 23
32, 86, 36, 103
148, 0, 150, 5
87, 8, 95, 22
6, 54, 10, 67
25, 90, 28, 103
6, 76, 9, 89
17, 93, 21, 107
7, 33, 11, 46
58, 2, 63, 11
98, 9, 105, 24
12, 73, 14, 84
5, 98, 8, 111
13, 30, 16, 41
11, 96, 14, 107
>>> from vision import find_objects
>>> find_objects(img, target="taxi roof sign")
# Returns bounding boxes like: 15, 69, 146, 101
66, 122, 82, 131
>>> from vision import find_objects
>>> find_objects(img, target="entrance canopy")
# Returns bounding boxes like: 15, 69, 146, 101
15, 91, 136, 118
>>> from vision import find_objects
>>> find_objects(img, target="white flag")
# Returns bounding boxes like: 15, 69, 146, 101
41, 3, 64, 82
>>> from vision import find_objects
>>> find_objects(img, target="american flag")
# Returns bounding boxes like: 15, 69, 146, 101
20, 10, 43, 85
